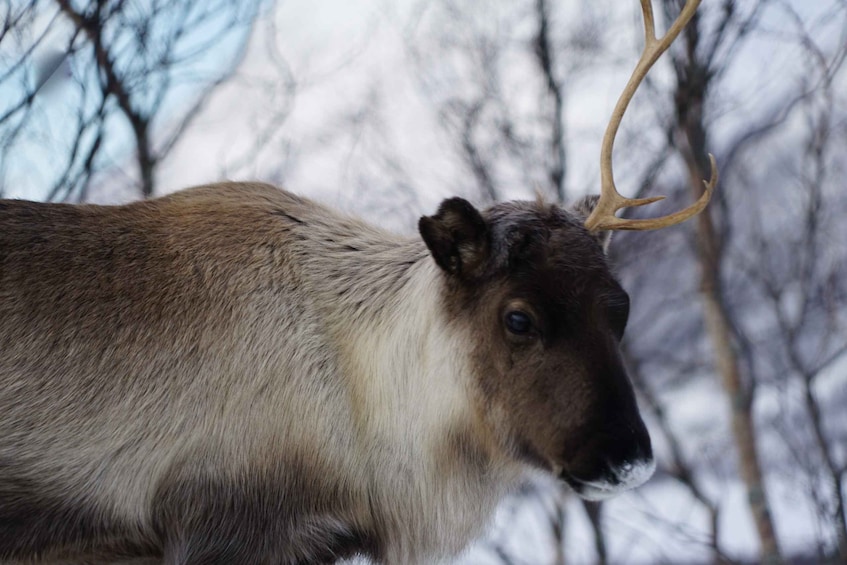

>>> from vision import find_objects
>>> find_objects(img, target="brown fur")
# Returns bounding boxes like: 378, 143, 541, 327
0, 183, 651, 563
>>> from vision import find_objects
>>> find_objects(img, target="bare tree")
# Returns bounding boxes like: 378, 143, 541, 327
615, 0, 847, 561
400, 0, 615, 206
724, 5, 847, 556
658, 0, 782, 560
0, 0, 265, 201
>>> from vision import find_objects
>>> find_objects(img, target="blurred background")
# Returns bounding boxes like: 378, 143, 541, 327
2, 0, 846, 562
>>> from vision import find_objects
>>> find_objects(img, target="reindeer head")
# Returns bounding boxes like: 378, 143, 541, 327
419, 0, 717, 499
420, 196, 652, 499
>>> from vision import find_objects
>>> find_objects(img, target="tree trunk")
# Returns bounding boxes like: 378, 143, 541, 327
667, 3, 782, 558
683, 149, 781, 563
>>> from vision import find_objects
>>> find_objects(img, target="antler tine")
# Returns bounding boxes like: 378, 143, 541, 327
585, 0, 717, 232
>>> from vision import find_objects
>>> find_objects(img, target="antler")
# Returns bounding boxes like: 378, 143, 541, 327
584, 0, 718, 232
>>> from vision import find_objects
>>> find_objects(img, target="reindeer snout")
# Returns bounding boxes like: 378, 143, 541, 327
561, 415, 655, 501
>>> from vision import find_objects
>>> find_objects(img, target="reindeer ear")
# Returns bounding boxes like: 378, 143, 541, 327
419, 198, 490, 279
570, 195, 612, 253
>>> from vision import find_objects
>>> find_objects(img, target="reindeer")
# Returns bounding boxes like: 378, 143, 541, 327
0, 1, 716, 563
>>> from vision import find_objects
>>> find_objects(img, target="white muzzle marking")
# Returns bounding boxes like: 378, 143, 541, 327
572, 457, 656, 501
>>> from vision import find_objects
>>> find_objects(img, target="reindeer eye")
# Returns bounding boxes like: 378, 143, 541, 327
505, 311, 533, 335
607, 293, 630, 340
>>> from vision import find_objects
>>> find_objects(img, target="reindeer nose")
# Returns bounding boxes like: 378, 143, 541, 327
593, 408, 652, 467
565, 450, 655, 502
610, 417, 654, 482
562, 412, 655, 501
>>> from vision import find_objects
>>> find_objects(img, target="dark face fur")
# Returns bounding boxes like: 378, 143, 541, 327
420, 197, 654, 500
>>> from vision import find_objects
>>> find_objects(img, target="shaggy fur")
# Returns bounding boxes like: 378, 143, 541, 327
0, 183, 652, 564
